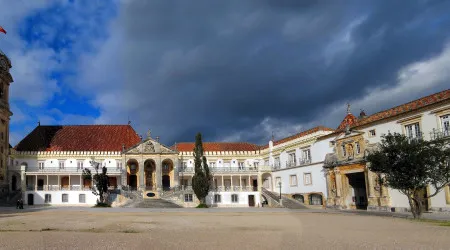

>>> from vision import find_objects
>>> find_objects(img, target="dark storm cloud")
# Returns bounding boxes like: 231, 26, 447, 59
116, 0, 450, 144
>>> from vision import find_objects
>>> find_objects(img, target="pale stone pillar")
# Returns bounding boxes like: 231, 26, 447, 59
58, 175, 60, 190
69, 175, 71, 190
79, 175, 82, 191
366, 169, 374, 198
156, 157, 162, 191
325, 171, 333, 205
35, 175, 37, 191
47, 175, 49, 191
239, 175, 242, 191
173, 157, 179, 187
221, 175, 224, 189
121, 157, 127, 187
139, 160, 145, 190
334, 169, 342, 207
20, 165, 26, 192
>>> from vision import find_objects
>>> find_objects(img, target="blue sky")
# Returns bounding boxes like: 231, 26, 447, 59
1, 0, 450, 146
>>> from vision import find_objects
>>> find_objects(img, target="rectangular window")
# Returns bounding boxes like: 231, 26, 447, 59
116, 161, 122, 170
38, 161, 45, 170
274, 158, 280, 168
288, 153, 296, 165
341, 145, 346, 157
238, 162, 244, 169
210, 162, 216, 168
62, 194, 69, 203
302, 149, 311, 162
442, 115, 449, 136
405, 122, 421, 138
77, 161, 84, 170
59, 161, 65, 169
79, 194, 86, 203
368, 129, 376, 137
355, 142, 361, 155
183, 162, 188, 168
304, 173, 312, 186
231, 194, 239, 203
45, 194, 51, 203
253, 161, 259, 168
290, 175, 298, 186
214, 194, 221, 203
275, 177, 281, 186
184, 194, 193, 202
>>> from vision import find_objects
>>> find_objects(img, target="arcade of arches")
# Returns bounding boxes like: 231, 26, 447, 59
126, 158, 175, 191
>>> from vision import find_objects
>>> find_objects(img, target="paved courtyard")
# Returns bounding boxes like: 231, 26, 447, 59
0, 207, 449, 249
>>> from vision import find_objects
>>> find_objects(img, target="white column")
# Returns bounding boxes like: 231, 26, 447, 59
221, 175, 224, 190
69, 175, 71, 190
79, 175, 82, 190
46, 175, 49, 191
35, 175, 37, 191
58, 175, 60, 190
239, 175, 242, 191
248, 175, 250, 190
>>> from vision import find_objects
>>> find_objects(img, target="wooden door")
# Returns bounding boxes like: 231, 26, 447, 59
248, 195, 255, 207
28, 194, 34, 205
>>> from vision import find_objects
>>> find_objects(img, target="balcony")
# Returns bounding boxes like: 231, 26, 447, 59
299, 158, 312, 166
26, 166, 122, 174
406, 131, 423, 143
430, 128, 450, 140
179, 166, 258, 173
286, 161, 296, 168
211, 186, 257, 192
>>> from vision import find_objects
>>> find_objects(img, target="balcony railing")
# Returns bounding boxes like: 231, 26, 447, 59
26, 166, 122, 173
179, 166, 258, 173
211, 186, 257, 192
406, 131, 424, 143
299, 158, 312, 166
286, 161, 296, 168
25, 185, 95, 191
430, 128, 450, 140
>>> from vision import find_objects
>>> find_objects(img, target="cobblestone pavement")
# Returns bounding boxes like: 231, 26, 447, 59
0, 206, 449, 249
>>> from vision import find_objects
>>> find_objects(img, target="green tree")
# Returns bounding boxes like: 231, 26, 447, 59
192, 133, 212, 206
366, 132, 450, 219
82, 159, 110, 205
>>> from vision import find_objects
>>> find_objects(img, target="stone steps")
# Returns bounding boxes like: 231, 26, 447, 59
131, 198, 183, 208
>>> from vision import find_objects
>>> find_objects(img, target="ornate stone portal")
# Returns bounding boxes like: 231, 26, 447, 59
325, 131, 391, 211
123, 138, 178, 197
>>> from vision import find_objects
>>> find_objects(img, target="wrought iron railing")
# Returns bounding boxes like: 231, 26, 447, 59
430, 128, 450, 140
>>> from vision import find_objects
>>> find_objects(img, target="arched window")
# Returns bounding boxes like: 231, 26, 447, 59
293, 194, 304, 203
309, 194, 323, 205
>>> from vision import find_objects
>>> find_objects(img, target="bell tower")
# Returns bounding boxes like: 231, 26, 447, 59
0, 50, 13, 190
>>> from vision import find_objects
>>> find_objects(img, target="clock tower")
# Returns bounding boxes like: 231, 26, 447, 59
0, 50, 13, 191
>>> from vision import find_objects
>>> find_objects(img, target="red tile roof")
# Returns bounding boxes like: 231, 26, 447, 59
267, 126, 335, 148
173, 142, 261, 152
14, 125, 141, 152
334, 89, 450, 132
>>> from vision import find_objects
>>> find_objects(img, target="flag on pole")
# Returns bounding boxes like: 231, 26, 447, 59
0, 26, 6, 34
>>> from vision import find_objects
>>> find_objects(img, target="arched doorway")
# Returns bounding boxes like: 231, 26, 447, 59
162, 159, 174, 190
11, 175, 17, 191
262, 173, 272, 190
144, 160, 156, 190
162, 175, 170, 190
293, 194, 304, 203
309, 193, 323, 205
127, 159, 139, 190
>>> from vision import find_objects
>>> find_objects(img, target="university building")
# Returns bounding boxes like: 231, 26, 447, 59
1, 50, 449, 210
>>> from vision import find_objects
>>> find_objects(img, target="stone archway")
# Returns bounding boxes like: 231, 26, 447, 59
162, 159, 174, 190
144, 159, 156, 190
127, 159, 139, 190
261, 173, 272, 191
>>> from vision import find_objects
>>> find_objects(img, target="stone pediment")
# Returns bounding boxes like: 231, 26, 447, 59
333, 129, 364, 142
125, 138, 176, 154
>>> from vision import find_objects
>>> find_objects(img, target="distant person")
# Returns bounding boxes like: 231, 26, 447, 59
16, 199, 20, 209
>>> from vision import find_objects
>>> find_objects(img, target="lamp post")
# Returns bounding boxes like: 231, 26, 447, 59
278, 181, 283, 206
278, 181, 282, 200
